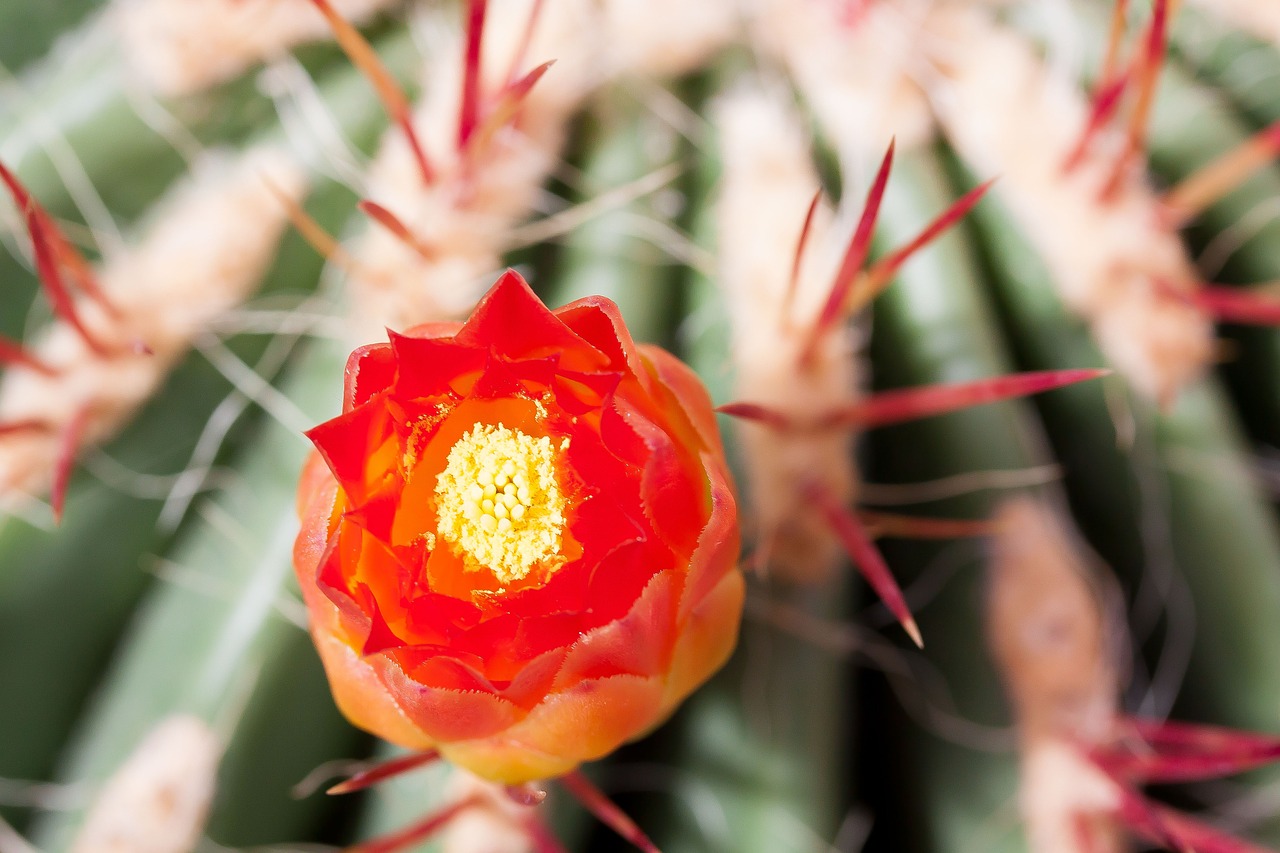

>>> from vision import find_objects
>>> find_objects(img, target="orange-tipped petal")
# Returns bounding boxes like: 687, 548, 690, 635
458, 0, 489, 148
825, 368, 1110, 429
346, 795, 481, 853
26, 209, 109, 356
851, 178, 996, 315
1163, 121, 1280, 225
307, 0, 433, 183
0, 337, 57, 376
805, 481, 922, 647
358, 200, 436, 261
559, 771, 660, 853
326, 749, 442, 795
802, 139, 895, 365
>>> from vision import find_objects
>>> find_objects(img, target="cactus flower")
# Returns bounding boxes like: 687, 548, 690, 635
293, 271, 742, 784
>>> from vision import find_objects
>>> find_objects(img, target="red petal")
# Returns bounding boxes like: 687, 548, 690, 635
361, 584, 414, 655
560, 568, 678, 685
498, 643, 569, 708
345, 341, 397, 410
555, 295, 648, 380
470, 353, 559, 400
511, 612, 589, 663
598, 395, 652, 469
552, 368, 623, 415
405, 651, 497, 693
456, 271, 609, 371
306, 400, 395, 503
585, 539, 671, 627
641, 345, 725, 453
622, 404, 705, 557
389, 331, 486, 400
405, 593, 485, 644
370, 652, 522, 742
677, 450, 739, 622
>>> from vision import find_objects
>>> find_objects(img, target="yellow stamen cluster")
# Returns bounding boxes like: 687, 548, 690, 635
434, 423, 567, 583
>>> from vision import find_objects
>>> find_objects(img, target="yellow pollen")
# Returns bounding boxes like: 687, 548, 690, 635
434, 423, 567, 583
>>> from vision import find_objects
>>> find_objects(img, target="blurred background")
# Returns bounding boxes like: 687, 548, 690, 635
3, 1, 1280, 851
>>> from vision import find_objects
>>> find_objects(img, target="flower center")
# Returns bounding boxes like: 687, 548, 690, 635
434, 423, 568, 583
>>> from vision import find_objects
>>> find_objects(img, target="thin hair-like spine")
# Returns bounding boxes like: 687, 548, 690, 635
113, 0, 403, 96
344, 0, 740, 338
919, 7, 1213, 405
711, 84, 859, 582
0, 146, 307, 505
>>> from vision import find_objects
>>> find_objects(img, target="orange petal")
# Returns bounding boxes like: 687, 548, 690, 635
552, 570, 679, 689
441, 675, 666, 784
302, 590, 438, 752
663, 568, 745, 710
679, 451, 741, 622
458, 270, 609, 371
557, 294, 649, 384
639, 344, 723, 454
369, 651, 522, 743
